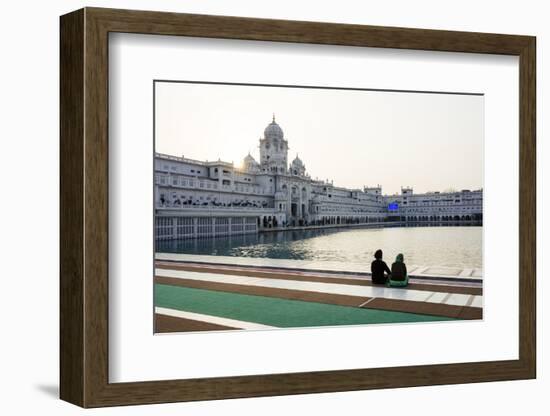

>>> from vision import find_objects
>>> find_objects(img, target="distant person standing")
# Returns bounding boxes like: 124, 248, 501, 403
388, 253, 409, 287
371, 249, 391, 285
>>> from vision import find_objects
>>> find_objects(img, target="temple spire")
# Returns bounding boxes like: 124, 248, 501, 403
272, 113, 276, 123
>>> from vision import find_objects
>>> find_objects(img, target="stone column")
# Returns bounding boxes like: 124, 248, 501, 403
298, 191, 302, 219
287, 184, 292, 224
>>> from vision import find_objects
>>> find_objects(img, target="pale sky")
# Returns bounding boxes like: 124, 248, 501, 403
155, 81, 483, 195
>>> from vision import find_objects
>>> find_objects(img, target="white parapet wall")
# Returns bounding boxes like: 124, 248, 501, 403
155, 253, 483, 283
155, 215, 259, 240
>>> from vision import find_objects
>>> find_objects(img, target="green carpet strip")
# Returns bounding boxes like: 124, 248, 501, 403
155, 283, 456, 328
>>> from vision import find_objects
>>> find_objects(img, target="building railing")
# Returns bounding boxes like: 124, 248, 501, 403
156, 153, 234, 167
156, 176, 268, 196
156, 204, 275, 212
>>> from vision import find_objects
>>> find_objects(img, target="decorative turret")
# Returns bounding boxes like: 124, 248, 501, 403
242, 152, 260, 173
290, 154, 306, 176
259, 114, 288, 174
401, 186, 413, 196
264, 114, 284, 140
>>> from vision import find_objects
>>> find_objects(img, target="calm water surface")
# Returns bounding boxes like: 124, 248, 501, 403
156, 226, 482, 269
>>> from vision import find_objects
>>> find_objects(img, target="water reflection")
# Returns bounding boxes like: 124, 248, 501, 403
156, 226, 482, 269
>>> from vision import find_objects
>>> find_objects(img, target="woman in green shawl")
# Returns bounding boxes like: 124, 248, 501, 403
388, 253, 409, 287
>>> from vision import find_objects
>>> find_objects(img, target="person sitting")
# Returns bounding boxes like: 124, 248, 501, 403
371, 249, 391, 285
388, 253, 409, 287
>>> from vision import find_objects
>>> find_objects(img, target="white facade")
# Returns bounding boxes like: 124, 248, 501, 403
385, 187, 483, 223
155, 117, 483, 240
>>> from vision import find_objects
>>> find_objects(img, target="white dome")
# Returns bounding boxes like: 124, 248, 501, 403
264, 115, 284, 140
291, 154, 304, 167
290, 154, 306, 176
242, 153, 260, 172
244, 153, 258, 164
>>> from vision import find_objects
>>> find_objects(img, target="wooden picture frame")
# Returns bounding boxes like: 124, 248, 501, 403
60, 7, 536, 408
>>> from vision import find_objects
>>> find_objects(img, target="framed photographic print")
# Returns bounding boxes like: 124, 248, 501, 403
60, 7, 536, 407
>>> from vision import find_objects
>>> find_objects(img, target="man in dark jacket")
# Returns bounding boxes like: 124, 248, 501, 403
371, 249, 391, 284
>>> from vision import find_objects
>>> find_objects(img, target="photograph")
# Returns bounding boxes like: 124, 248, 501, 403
153, 80, 484, 334
52, 4, 538, 410
52, 5, 541, 408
